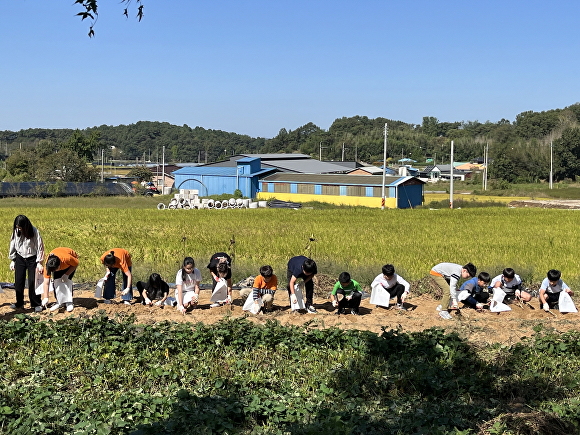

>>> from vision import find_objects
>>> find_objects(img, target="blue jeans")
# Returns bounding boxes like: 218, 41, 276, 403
103, 267, 132, 300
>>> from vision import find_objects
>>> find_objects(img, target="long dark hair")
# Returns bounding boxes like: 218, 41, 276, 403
13, 215, 34, 239
148, 273, 163, 290
182, 257, 195, 282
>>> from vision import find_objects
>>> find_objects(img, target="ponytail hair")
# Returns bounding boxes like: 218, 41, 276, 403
181, 257, 195, 282
103, 251, 116, 266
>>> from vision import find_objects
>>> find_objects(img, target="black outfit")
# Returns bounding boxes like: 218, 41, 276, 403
286, 255, 315, 307
14, 253, 41, 308
136, 280, 170, 303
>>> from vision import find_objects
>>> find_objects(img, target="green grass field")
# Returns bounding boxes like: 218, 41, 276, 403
1, 196, 579, 289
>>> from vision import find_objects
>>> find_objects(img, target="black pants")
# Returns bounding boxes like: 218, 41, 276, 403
14, 254, 41, 308
336, 289, 362, 310
464, 292, 489, 308
287, 269, 314, 306
387, 283, 406, 304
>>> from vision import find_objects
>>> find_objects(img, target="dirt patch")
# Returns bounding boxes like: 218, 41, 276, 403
1, 278, 578, 346
508, 200, 580, 209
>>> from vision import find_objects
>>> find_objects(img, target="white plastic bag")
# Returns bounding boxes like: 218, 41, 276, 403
35, 273, 51, 295
558, 292, 578, 313
95, 278, 105, 298
210, 279, 228, 303
290, 283, 306, 310
490, 288, 511, 313
457, 290, 470, 302
242, 293, 263, 314
369, 283, 391, 307
54, 278, 73, 305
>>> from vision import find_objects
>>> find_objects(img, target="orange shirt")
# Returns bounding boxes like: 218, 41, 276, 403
253, 274, 278, 291
100, 248, 132, 272
44, 247, 79, 278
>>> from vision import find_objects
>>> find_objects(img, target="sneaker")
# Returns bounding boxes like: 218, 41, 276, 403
395, 303, 407, 311
351, 308, 360, 316
306, 305, 318, 314
210, 302, 221, 308
335, 308, 345, 315
436, 304, 442, 311
10, 304, 24, 309
66, 303, 74, 312
475, 303, 484, 311
438, 310, 452, 320
104, 299, 112, 304
34, 306, 43, 313
49, 303, 61, 312
123, 301, 131, 305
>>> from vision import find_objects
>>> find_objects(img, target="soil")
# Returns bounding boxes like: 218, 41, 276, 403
1, 276, 578, 346
508, 199, 580, 209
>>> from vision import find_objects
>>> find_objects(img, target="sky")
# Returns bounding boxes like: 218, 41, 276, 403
1, 1, 579, 139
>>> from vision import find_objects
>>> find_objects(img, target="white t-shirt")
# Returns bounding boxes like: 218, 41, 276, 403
540, 278, 569, 294
175, 268, 201, 292
490, 274, 522, 289
371, 273, 410, 293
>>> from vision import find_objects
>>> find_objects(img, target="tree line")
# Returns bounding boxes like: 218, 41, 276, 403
2, 103, 580, 183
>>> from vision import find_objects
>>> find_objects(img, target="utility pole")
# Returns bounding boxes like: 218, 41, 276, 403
381, 123, 388, 210
450, 141, 454, 209
550, 141, 553, 189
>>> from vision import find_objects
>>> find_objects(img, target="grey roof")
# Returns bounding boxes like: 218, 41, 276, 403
239, 153, 311, 160
261, 159, 348, 174
261, 173, 425, 187
347, 166, 386, 175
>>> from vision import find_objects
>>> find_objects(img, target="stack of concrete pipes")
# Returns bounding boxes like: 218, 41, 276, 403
157, 198, 269, 210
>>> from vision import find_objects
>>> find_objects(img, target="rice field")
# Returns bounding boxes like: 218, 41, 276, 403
1, 196, 579, 289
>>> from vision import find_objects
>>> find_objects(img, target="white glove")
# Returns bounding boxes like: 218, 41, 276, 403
192, 293, 199, 302
332, 300, 338, 308
515, 290, 521, 298
543, 303, 549, 312
103, 272, 110, 280
177, 304, 186, 314
226, 295, 232, 304
36, 263, 43, 273
290, 294, 297, 305
346, 295, 353, 301
9, 261, 15, 271
144, 297, 152, 305
154, 300, 162, 306
42, 297, 49, 307
121, 288, 130, 296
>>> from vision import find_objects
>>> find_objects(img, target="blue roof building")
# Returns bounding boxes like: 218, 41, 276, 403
172, 157, 275, 197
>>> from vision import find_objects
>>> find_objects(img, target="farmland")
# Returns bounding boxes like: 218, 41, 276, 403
1, 196, 580, 434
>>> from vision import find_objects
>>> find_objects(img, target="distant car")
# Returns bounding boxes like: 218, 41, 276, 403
143, 185, 161, 196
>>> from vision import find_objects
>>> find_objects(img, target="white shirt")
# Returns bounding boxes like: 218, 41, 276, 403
371, 273, 410, 293
175, 268, 201, 292
490, 274, 522, 289
9, 227, 45, 262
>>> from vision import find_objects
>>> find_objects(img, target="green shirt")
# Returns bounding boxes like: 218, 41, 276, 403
332, 279, 362, 296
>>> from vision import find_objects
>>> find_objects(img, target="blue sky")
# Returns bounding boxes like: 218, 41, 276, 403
1, 1, 579, 138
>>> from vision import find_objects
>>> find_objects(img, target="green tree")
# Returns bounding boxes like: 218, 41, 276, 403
553, 127, 580, 181
62, 130, 100, 161
127, 166, 153, 182
35, 149, 98, 182
5, 150, 34, 180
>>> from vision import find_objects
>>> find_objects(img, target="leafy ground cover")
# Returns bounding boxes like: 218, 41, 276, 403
0, 314, 578, 435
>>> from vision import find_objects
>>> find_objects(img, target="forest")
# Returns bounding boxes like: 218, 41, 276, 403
1, 103, 580, 183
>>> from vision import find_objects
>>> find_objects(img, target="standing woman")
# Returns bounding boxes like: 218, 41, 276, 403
100, 249, 133, 304
42, 247, 79, 312
8, 215, 45, 312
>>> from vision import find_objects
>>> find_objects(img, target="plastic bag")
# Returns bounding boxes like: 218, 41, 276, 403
290, 283, 306, 310
210, 279, 228, 303
490, 288, 511, 313
559, 291, 578, 313
242, 293, 263, 314
369, 283, 391, 307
